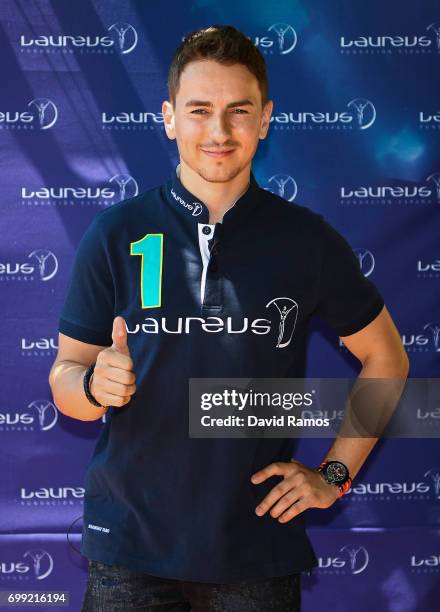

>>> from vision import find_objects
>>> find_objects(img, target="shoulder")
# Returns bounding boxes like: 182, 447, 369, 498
255, 185, 325, 234
89, 184, 163, 234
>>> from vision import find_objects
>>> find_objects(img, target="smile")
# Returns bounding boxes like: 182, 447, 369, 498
201, 149, 235, 158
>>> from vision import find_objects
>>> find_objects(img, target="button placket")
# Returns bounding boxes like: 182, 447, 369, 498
201, 225, 222, 312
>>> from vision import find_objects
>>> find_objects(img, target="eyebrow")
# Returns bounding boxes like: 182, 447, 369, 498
184, 99, 254, 108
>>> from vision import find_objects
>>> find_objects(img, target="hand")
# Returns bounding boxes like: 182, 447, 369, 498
250, 458, 340, 524
90, 316, 137, 408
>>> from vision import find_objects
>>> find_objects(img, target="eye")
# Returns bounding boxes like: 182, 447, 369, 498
190, 109, 208, 114
232, 108, 248, 114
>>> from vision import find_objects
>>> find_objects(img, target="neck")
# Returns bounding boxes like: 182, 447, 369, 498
179, 159, 250, 224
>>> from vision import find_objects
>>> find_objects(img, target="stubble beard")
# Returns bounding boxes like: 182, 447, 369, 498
181, 151, 247, 184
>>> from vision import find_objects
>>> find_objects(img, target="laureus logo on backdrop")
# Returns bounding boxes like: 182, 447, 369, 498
21, 336, 58, 357
20, 22, 138, 54
340, 172, 440, 206
0, 250, 58, 282
0, 401, 58, 433
264, 174, 298, 202
270, 98, 376, 130
411, 552, 440, 573
101, 110, 164, 130
353, 248, 375, 277
419, 110, 440, 129
345, 467, 440, 501
0, 98, 58, 130
317, 545, 369, 575
21, 174, 139, 207
19, 486, 84, 506
344, 322, 440, 354
127, 297, 299, 349
340, 21, 440, 54
402, 323, 440, 353
417, 258, 440, 279
424, 468, 440, 499
252, 23, 297, 55
0, 550, 54, 581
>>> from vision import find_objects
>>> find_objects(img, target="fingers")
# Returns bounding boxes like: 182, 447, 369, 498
111, 316, 130, 357
255, 471, 305, 516
256, 483, 311, 522
269, 481, 313, 518
277, 498, 309, 523
251, 461, 294, 484
90, 369, 135, 407
95, 361, 136, 386
92, 317, 136, 408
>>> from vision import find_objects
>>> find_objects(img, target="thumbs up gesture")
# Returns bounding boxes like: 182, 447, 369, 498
111, 315, 131, 356
90, 316, 137, 408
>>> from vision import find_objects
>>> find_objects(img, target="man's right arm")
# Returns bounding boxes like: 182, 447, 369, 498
49, 318, 136, 422
48, 333, 109, 422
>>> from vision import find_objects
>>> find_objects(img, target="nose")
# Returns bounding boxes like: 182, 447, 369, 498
208, 111, 232, 144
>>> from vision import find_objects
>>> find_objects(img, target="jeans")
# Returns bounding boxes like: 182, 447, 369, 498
81, 560, 302, 611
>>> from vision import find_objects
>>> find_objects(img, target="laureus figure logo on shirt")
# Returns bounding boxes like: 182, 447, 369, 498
266, 297, 298, 348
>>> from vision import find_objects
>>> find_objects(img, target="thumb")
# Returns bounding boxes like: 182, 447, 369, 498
111, 316, 130, 356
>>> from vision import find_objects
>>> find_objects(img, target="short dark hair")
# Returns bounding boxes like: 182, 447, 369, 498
167, 25, 269, 109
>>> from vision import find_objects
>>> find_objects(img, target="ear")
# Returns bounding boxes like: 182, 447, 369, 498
162, 100, 176, 140
259, 100, 273, 140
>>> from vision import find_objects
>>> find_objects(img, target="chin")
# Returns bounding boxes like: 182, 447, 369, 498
197, 164, 244, 184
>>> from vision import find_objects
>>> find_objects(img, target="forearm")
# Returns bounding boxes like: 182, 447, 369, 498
321, 354, 409, 481
49, 361, 108, 422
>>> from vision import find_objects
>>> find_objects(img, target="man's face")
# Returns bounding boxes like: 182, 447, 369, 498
163, 59, 273, 183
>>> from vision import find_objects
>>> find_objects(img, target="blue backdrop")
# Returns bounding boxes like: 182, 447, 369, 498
1, 1, 439, 610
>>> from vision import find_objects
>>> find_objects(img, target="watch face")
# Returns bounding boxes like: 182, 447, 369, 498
325, 461, 348, 484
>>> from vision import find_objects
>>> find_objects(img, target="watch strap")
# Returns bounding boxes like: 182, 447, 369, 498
83, 363, 104, 408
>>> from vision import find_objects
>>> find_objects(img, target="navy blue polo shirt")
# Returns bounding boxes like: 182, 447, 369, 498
58, 164, 385, 583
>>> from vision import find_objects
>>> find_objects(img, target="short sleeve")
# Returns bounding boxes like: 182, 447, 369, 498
58, 214, 114, 346
313, 216, 385, 337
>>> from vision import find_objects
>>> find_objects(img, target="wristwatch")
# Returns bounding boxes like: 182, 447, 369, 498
316, 460, 352, 498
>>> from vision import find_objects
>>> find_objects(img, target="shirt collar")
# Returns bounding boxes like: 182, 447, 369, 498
164, 163, 260, 231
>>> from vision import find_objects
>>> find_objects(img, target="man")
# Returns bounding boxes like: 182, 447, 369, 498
49, 25, 409, 612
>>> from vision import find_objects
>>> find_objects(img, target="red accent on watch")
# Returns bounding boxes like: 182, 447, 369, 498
317, 460, 353, 499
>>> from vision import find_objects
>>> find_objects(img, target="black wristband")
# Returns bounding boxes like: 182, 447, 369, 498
83, 363, 104, 408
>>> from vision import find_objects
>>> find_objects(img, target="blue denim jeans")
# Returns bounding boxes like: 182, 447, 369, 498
81, 560, 302, 611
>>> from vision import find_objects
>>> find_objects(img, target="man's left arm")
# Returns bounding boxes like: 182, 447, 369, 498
250, 305, 410, 523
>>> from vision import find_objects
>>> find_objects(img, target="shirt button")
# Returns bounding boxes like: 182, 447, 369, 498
202, 225, 212, 235
209, 262, 218, 273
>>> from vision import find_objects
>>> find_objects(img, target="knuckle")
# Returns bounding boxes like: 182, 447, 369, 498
284, 492, 295, 504
96, 350, 107, 363
121, 371, 130, 384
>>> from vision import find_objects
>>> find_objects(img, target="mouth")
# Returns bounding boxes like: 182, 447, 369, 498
201, 148, 235, 158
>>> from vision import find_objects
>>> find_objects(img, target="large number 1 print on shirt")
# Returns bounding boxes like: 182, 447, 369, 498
130, 233, 164, 308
